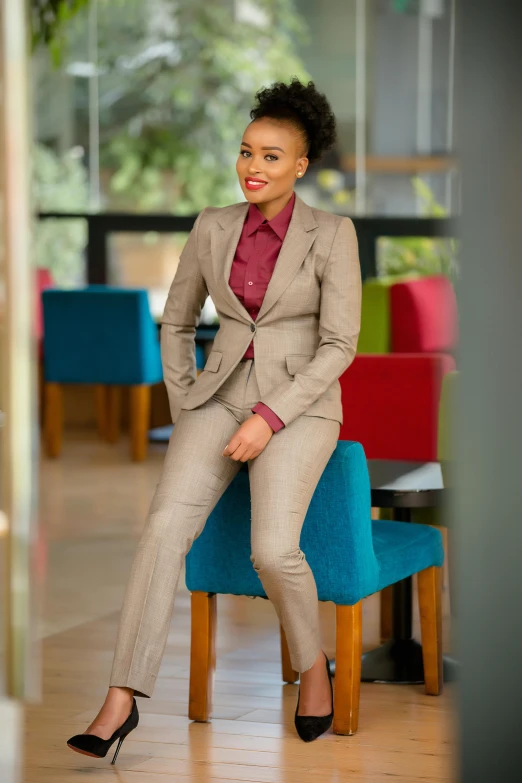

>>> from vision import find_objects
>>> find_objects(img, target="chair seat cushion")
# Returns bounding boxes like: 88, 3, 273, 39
185, 443, 382, 606
372, 519, 444, 592
185, 456, 445, 605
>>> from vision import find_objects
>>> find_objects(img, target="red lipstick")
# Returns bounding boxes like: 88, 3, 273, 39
245, 177, 268, 191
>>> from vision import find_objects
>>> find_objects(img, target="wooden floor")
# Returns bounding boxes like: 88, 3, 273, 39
23, 432, 456, 782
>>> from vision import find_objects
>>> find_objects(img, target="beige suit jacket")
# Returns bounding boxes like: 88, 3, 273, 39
161, 192, 362, 428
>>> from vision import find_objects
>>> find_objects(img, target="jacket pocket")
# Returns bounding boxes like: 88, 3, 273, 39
285, 353, 315, 375
203, 350, 223, 372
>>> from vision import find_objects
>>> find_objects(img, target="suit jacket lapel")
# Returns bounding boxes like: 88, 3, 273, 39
210, 192, 318, 323
210, 202, 251, 321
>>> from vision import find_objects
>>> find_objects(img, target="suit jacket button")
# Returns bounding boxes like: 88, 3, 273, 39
250, 323, 256, 332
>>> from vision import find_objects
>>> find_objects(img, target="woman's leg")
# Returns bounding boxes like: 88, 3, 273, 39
247, 414, 340, 712
83, 399, 242, 739
109, 399, 242, 697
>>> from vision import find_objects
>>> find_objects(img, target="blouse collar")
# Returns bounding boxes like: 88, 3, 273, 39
244, 191, 296, 241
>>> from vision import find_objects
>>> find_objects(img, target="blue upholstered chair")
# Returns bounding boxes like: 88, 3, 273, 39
185, 440, 444, 735
42, 287, 167, 461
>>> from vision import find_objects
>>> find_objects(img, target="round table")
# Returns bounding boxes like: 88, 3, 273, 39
359, 459, 456, 684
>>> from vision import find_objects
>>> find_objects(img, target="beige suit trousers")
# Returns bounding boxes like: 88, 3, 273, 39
109, 359, 340, 698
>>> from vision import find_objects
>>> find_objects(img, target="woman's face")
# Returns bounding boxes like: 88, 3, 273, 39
236, 118, 309, 208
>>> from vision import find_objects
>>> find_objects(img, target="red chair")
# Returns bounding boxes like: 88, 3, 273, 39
390, 275, 458, 356
343, 282, 457, 639
36, 268, 54, 351
339, 353, 456, 461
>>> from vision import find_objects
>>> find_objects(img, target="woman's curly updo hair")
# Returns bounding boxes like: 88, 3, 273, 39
249, 77, 337, 165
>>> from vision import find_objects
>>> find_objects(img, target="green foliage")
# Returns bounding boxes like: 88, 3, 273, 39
377, 177, 459, 280
316, 169, 354, 214
63, 0, 311, 213
392, 0, 416, 13
31, 0, 311, 287
31, 0, 89, 65
32, 144, 89, 286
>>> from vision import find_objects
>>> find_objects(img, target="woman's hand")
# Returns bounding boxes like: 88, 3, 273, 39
222, 414, 274, 462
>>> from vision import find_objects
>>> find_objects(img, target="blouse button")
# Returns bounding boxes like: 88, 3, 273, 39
248, 281, 253, 285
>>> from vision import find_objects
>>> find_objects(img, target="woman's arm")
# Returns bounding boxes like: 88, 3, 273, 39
256, 216, 362, 427
161, 208, 208, 423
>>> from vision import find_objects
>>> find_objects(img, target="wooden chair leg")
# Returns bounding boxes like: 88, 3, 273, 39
105, 386, 121, 444
95, 385, 109, 440
417, 566, 443, 696
379, 585, 393, 643
37, 359, 45, 427
333, 602, 363, 735
280, 625, 298, 684
43, 383, 63, 458
189, 591, 217, 722
130, 384, 151, 462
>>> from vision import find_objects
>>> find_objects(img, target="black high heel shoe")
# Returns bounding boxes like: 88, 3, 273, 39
66, 697, 139, 764
294, 651, 334, 742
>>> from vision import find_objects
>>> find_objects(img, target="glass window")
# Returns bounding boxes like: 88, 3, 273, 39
34, 217, 87, 288
33, 0, 458, 286
108, 231, 218, 323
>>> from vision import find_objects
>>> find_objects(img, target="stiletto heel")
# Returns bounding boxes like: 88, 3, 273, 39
66, 697, 139, 762
111, 732, 129, 765
294, 651, 334, 742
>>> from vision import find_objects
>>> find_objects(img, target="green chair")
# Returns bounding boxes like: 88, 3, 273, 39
412, 369, 458, 523
433, 370, 458, 609
358, 273, 421, 354
437, 370, 458, 487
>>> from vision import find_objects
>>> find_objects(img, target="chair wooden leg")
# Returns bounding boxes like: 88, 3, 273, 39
37, 359, 45, 427
130, 384, 151, 461
95, 385, 109, 440
425, 520, 452, 616
333, 602, 362, 735
105, 386, 121, 444
43, 383, 63, 458
280, 625, 298, 684
189, 591, 217, 722
417, 566, 443, 696
379, 585, 393, 643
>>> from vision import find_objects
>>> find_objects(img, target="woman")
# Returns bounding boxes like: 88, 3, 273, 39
67, 77, 361, 759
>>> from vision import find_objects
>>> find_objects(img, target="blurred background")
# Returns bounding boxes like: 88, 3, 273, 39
33, 0, 458, 296
31, 0, 461, 435
1, 1, 521, 782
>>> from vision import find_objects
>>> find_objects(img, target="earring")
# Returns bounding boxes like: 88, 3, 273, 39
297, 172, 303, 177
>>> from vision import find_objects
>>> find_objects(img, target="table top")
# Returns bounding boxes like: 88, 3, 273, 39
367, 460, 445, 509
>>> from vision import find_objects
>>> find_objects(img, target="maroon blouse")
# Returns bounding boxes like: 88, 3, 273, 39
228, 191, 296, 433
